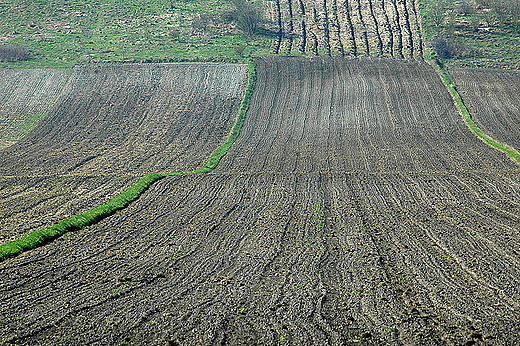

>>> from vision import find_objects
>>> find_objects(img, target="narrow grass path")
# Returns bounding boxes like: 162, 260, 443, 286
0, 63, 256, 262
430, 58, 520, 165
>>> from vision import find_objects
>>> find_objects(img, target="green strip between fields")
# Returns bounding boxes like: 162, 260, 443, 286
0, 62, 256, 262
429, 57, 520, 165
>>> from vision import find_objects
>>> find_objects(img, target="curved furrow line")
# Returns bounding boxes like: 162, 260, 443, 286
338, 175, 453, 343
0, 63, 253, 261
379, 0, 395, 56
342, 0, 358, 56
451, 68, 520, 151
360, 174, 520, 336
451, 173, 520, 215
443, 204, 520, 263
397, 174, 520, 307
367, 0, 384, 56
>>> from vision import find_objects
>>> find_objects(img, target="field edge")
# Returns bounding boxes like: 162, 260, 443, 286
428, 58, 520, 165
0, 61, 257, 262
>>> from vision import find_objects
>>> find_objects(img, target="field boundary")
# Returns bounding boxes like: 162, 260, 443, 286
0, 62, 256, 262
429, 59, 520, 165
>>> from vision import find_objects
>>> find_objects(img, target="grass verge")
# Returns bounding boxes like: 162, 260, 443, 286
429, 57, 520, 165
0, 61, 256, 262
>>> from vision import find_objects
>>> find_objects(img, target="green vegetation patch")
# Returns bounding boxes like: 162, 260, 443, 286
420, 0, 520, 69
0, 110, 47, 145
187, 62, 256, 174
0, 0, 271, 67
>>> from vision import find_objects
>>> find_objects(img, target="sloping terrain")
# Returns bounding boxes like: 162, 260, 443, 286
451, 68, 520, 151
216, 57, 518, 174
1, 58, 519, 345
0, 63, 247, 242
0, 175, 136, 244
0, 63, 247, 176
1, 172, 520, 345
0, 69, 71, 149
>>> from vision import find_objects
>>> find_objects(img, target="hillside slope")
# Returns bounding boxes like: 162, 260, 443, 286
2, 58, 519, 345
0, 63, 247, 243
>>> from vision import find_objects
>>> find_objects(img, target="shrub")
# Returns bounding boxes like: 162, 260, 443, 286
0, 44, 30, 62
191, 14, 215, 33
221, 0, 264, 37
432, 38, 475, 59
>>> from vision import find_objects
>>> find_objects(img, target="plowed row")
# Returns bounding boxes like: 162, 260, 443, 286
0, 63, 247, 176
1, 58, 520, 345
0, 175, 137, 244
270, 0, 423, 59
0, 69, 71, 149
1, 172, 520, 344
0, 63, 247, 242
451, 68, 520, 151
216, 57, 518, 174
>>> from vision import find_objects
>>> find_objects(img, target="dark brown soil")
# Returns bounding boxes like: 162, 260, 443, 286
0, 63, 247, 176
451, 67, 520, 151
1, 172, 520, 345
216, 57, 519, 174
0, 69, 71, 149
0, 175, 137, 244
0, 63, 247, 242
1, 58, 519, 345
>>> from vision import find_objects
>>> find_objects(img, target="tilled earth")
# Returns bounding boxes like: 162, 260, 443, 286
0, 69, 71, 149
0, 63, 247, 241
1, 58, 520, 345
0, 175, 137, 244
451, 68, 520, 151
1, 173, 520, 345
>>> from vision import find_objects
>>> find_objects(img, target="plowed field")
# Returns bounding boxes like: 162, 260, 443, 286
451, 68, 520, 151
0, 69, 71, 149
0, 63, 247, 176
216, 57, 519, 174
1, 58, 520, 345
0, 63, 247, 242
0, 175, 136, 244
2, 172, 520, 345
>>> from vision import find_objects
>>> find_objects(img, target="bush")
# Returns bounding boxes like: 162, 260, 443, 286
0, 44, 30, 62
191, 14, 215, 33
224, 0, 264, 37
432, 38, 475, 59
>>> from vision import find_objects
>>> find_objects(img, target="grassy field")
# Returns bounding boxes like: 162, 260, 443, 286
0, 0, 272, 67
1, 0, 519, 69
419, 0, 520, 69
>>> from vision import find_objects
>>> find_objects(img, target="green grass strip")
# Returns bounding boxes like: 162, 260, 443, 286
430, 58, 520, 165
177, 61, 256, 175
0, 61, 257, 262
